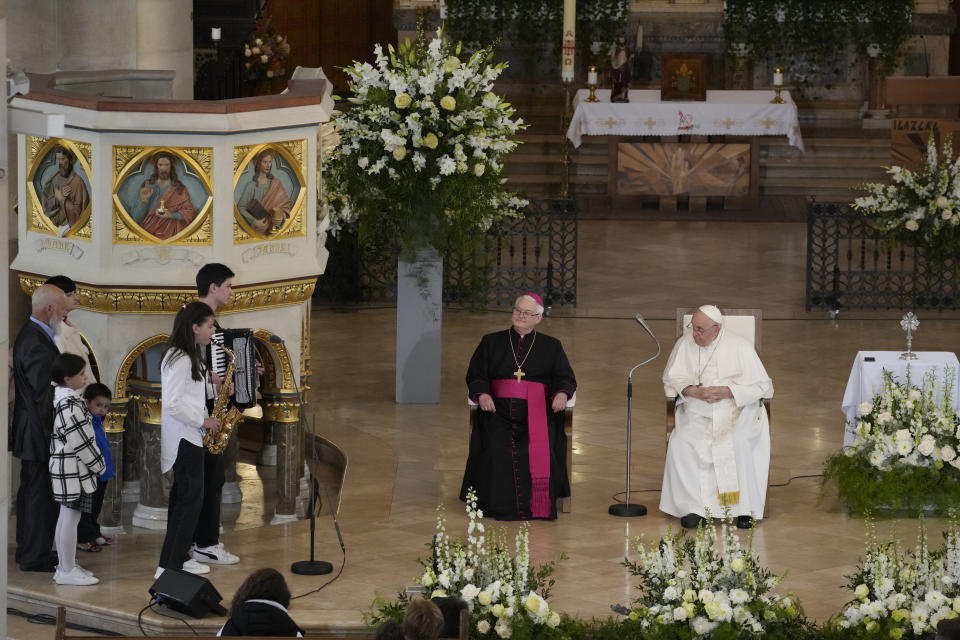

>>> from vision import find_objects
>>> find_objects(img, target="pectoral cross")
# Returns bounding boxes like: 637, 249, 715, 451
513, 369, 526, 383
156, 199, 167, 216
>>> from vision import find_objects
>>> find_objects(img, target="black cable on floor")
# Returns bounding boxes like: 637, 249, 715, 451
7, 606, 123, 636
609, 473, 823, 504
137, 602, 153, 636
149, 601, 199, 636
291, 550, 347, 601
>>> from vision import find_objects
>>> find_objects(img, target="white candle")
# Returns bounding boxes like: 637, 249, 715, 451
561, 0, 575, 82
587, 70, 598, 85
773, 70, 783, 86
211, 27, 222, 42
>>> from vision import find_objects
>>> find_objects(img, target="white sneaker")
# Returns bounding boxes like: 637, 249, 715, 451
154, 567, 165, 579
75, 565, 93, 576
181, 558, 210, 575
54, 566, 99, 586
192, 543, 240, 565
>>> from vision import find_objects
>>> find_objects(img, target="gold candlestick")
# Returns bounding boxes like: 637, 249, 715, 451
585, 65, 600, 102
771, 66, 786, 104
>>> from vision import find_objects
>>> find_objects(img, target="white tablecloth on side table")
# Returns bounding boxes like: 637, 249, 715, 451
565, 89, 804, 151
841, 351, 960, 446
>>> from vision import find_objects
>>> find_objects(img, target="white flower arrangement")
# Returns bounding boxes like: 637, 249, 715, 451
324, 25, 527, 255
853, 132, 960, 253
411, 488, 564, 638
620, 512, 804, 638
848, 368, 959, 473
834, 518, 960, 638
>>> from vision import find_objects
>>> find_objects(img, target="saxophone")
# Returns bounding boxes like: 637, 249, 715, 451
203, 345, 243, 454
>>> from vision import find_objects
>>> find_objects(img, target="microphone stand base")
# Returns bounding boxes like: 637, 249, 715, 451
608, 503, 647, 517
291, 560, 333, 575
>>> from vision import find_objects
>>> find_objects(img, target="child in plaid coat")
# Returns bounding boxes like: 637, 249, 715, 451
50, 353, 105, 586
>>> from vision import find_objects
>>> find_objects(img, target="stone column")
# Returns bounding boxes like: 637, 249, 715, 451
129, 380, 168, 530
99, 404, 127, 532
264, 392, 301, 524
221, 432, 242, 504
121, 397, 141, 503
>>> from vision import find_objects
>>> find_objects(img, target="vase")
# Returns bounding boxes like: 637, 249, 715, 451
395, 245, 443, 404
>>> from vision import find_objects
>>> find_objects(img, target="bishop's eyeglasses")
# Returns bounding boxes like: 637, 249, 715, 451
513, 307, 541, 319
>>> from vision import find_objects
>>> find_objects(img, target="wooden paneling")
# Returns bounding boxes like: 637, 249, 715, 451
617, 142, 750, 196
267, 0, 395, 92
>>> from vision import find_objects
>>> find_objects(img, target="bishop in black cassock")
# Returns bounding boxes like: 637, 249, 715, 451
460, 293, 576, 521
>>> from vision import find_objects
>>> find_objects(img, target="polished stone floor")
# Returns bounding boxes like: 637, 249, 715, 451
8, 219, 960, 637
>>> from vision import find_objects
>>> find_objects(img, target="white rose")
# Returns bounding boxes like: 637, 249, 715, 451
421, 572, 434, 587
858, 401, 873, 415
495, 621, 511, 639
699, 589, 714, 603
905, 219, 920, 231
663, 586, 679, 601
855, 584, 870, 599
941, 445, 957, 461
477, 620, 491, 634
730, 557, 746, 572
260, 54, 269, 64
943, 209, 954, 220
478, 591, 492, 606
255, 38, 263, 45
462, 584, 481, 601
909, 389, 923, 402
895, 429, 911, 442
673, 606, 688, 621
878, 412, 893, 424
918, 435, 936, 456
547, 612, 560, 628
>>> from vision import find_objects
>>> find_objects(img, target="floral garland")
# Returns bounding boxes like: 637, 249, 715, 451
324, 26, 527, 258
822, 368, 960, 516
619, 512, 810, 639
243, 17, 291, 82
829, 518, 960, 638
368, 488, 566, 640
852, 133, 960, 256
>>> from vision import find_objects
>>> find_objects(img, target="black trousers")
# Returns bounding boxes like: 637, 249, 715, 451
16, 459, 59, 569
193, 449, 224, 549
77, 479, 108, 543
159, 440, 205, 570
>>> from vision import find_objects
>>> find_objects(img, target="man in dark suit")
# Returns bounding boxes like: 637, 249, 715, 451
11, 284, 66, 571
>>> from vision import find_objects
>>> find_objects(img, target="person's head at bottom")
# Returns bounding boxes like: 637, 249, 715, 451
938, 619, 960, 640
376, 619, 404, 640
231, 567, 291, 614
431, 596, 467, 638
222, 567, 302, 637
402, 597, 444, 640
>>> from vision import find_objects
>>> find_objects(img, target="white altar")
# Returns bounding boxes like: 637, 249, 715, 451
841, 351, 960, 446
566, 89, 805, 150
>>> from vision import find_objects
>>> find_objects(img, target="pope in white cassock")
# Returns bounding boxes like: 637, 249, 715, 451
659, 305, 773, 530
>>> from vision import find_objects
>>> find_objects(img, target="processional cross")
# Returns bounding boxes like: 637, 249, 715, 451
899, 312, 919, 361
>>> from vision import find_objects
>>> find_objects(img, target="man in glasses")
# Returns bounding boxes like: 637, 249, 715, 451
460, 293, 576, 520
660, 305, 773, 530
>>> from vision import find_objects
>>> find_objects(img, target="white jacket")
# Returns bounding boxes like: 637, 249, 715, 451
160, 349, 210, 473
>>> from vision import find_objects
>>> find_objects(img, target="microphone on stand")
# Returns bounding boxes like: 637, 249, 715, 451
269, 334, 334, 575
608, 313, 661, 517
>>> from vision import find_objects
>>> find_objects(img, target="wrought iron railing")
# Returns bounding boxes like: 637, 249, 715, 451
315, 199, 578, 308
806, 202, 958, 312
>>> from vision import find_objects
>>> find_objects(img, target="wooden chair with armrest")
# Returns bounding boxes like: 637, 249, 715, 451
469, 392, 575, 513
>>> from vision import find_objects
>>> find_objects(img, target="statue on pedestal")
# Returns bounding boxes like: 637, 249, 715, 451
610, 35, 631, 103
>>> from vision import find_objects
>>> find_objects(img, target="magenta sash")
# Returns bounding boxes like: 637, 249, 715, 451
490, 378, 551, 518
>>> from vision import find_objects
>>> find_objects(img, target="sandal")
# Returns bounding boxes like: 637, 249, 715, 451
77, 541, 102, 552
